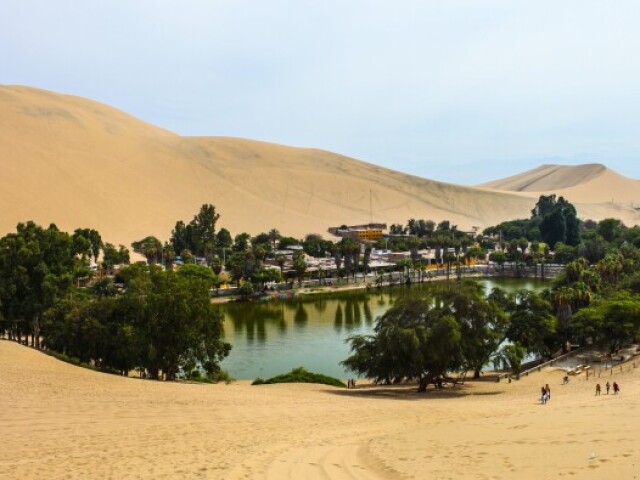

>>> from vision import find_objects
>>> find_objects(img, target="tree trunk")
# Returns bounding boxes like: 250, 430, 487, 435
33, 317, 41, 349
418, 377, 429, 392
473, 369, 481, 379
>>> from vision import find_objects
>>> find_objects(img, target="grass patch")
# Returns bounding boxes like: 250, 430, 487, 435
252, 367, 346, 388
46, 351, 105, 372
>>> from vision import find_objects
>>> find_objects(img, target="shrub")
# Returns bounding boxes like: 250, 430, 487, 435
251, 367, 346, 387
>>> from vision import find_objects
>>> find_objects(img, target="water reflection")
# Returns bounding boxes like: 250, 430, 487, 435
220, 278, 546, 379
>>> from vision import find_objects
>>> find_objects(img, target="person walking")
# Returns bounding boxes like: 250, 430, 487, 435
540, 386, 547, 404
595, 383, 601, 396
545, 384, 551, 400
613, 382, 620, 395
606, 381, 611, 395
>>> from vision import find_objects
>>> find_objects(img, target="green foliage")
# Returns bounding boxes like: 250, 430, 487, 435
277, 236, 300, 250
131, 236, 163, 264
177, 263, 217, 286
216, 228, 233, 250
103, 243, 130, 268
0, 222, 78, 347
238, 281, 255, 299
446, 281, 509, 378
483, 218, 542, 242
292, 250, 307, 281
492, 343, 526, 375
342, 296, 463, 391
252, 367, 346, 388
170, 204, 220, 259
73, 228, 103, 263
41, 266, 231, 379
303, 234, 333, 257
506, 290, 556, 358
572, 293, 640, 353
553, 242, 578, 264
533, 195, 581, 247
597, 218, 624, 243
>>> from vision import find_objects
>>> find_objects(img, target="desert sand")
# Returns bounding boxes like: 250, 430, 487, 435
480, 164, 640, 209
1, 86, 639, 248
1, 339, 638, 479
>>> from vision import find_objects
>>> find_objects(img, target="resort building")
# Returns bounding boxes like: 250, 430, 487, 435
327, 223, 387, 241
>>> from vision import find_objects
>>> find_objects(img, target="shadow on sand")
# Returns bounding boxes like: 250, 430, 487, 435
323, 382, 503, 401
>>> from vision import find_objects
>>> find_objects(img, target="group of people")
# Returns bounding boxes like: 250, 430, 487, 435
347, 378, 357, 389
595, 381, 620, 395
541, 377, 622, 404
540, 384, 551, 404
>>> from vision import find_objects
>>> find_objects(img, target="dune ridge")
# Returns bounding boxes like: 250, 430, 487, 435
479, 164, 640, 209
1, 85, 639, 247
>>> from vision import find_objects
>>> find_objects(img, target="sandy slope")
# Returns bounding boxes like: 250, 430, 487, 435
2, 86, 639, 247
480, 164, 640, 216
1, 340, 638, 479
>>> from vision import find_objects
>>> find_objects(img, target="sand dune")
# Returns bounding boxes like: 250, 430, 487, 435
1, 339, 639, 479
2, 85, 639, 246
480, 164, 640, 217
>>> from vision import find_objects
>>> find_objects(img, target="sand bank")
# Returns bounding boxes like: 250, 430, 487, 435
1, 340, 638, 479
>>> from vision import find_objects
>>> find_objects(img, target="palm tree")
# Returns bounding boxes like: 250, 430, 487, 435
268, 228, 281, 250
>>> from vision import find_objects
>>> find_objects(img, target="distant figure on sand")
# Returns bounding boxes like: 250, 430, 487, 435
613, 382, 620, 395
562, 375, 569, 384
545, 384, 551, 400
595, 384, 601, 396
606, 381, 611, 395
540, 386, 548, 404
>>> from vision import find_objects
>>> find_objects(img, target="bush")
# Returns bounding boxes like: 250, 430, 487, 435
251, 367, 346, 387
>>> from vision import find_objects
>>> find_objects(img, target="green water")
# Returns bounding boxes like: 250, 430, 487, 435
220, 278, 547, 380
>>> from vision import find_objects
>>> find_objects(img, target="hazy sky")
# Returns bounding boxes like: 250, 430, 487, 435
2, 1, 640, 184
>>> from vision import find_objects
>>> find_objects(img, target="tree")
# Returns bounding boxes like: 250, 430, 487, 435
362, 245, 372, 275
292, 251, 307, 284
216, 228, 233, 250
275, 254, 287, 279
303, 234, 332, 258
103, 243, 130, 269
492, 343, 526, 376
170, 220, 191, 256
533, 195, 581, 247
268, 228, 281, 250
506, 291, 556, 358
169, 204, 220, 259
189, 204, 220, 259
342, 297, 462, 392
114, 266, 231, 379
597, 218, 624, 243
73, 228, 103, 263
389, 224, 406, 235
489, 251, 506, 272
233, 233, 251, 252
177, 263, 217, 286
572, 293, 640, 353
132, 236, 163, 264
0, 222, 77, 348
444, 282, 508, 378
228, 251, 256, 286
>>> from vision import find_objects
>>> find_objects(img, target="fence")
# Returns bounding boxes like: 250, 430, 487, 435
581, 359, 640, 381
499, 347, 585, 381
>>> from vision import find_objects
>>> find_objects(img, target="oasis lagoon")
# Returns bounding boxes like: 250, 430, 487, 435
220, 278, 547, 380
